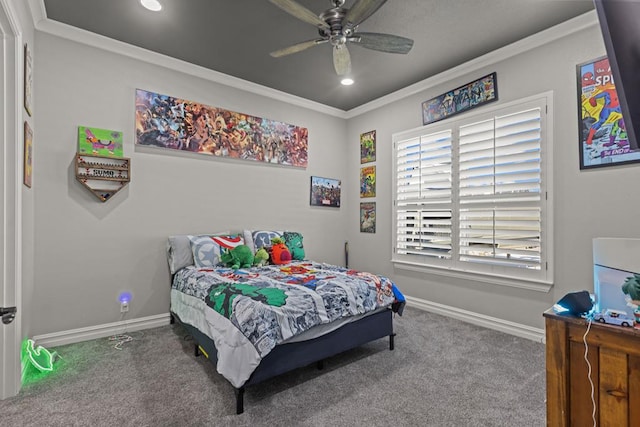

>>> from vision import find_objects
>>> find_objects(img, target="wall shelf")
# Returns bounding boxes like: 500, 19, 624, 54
74, 153, 130, 202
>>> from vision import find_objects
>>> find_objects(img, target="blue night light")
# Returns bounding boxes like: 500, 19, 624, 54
119, 292, 132, 304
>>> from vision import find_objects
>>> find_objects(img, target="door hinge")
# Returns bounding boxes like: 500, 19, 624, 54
1, 306, 17, 325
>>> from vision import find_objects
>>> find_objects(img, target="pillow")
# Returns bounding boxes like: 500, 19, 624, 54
167, 235, 195, 274
243, 230, 283, 253
283, 231, 305, 260
167, 232, 229, 274
167, 231, 230, 274
189, 234, 244, 268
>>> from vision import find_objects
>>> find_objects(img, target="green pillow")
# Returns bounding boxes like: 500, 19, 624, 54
283, 231, 305, 260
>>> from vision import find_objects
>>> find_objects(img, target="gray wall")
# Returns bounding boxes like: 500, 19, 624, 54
31, 33, 347, 335
29, 13, 640, 336
345, 20, 640, 330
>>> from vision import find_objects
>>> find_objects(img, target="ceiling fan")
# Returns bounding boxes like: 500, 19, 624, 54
269, 0, 414, 76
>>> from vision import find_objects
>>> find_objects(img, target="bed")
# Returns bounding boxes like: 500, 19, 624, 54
167, 231, 405, 414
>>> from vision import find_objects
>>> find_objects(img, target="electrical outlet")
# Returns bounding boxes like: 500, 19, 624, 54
120, 301, 129, 313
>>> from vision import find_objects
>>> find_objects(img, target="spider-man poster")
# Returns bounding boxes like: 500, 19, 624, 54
578, 56, 640, 169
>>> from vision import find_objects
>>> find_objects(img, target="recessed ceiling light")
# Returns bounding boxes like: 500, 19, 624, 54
140, 0, 162, 11
341, 78, 354, 86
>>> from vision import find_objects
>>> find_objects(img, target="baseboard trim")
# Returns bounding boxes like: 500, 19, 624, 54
32, 313, 171, 348
31, 299, 545, 348
406, 296, 545, 343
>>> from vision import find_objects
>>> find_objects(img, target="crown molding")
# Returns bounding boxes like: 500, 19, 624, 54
345, 9, 598, 118
26, 0, 346, 118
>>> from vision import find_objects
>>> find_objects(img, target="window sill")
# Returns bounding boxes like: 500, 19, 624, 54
392, 259, 553, 293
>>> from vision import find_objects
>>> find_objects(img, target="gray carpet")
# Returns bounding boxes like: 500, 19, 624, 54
0, 307, 546, 426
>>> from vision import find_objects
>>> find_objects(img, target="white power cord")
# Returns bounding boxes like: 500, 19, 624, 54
108, 334, 133, 350
582, 318, 596, 427
107, 311, 144, 350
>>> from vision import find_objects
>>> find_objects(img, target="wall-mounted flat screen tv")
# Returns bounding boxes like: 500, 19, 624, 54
594, 0, 640, 153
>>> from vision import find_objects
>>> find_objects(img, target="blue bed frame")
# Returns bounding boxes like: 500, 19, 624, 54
170, 308, 396, 414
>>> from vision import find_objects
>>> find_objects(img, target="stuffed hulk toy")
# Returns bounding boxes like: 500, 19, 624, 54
220, 244, 254, 270
283, 231, 305, 260
253, 247, 269, 267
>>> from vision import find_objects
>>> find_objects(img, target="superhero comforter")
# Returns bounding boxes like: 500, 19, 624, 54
170, 260, 405, 388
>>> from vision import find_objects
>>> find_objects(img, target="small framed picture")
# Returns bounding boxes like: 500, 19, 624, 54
78, 126, 124, 157
360, 202, 376, 233
310, 176, 341, 207
360, 166, 376, 198
360, 130, 376, 163
24, 121, 33, 188
24, 44, 33, 117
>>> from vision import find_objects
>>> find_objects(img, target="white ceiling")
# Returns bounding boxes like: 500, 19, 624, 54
40, 0, 595, 111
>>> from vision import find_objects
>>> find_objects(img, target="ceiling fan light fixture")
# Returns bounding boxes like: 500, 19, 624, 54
269, 0, 414, 76
341, 78, 354, 86
140, 0, 162, 12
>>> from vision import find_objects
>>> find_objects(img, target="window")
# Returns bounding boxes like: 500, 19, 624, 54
393, 94, 552, 285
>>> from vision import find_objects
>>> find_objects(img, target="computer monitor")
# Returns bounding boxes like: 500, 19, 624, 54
593, 238, 640, 318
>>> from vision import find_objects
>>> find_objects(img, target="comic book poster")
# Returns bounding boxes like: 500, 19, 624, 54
578, 56, 640, 169
360, 130, 376, 163
360, 202, 376, 233
78, 126, 123, 158
422, 72, 498, 125
360, 166, 376, 198
135, 89, 308, 168
310, 176, 341, 207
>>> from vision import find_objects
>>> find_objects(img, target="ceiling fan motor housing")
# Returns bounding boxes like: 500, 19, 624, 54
319, 5, 352, 44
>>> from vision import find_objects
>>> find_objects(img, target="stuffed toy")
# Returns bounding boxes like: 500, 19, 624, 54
220, 244, 254, 270
270, 237, 292, 265
283, 231, 305, 260
253, 247, 269, 267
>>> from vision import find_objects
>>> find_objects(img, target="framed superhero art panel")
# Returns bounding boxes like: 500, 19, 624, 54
360, 202, 376, 233
359, 166, 376, 198
360, 130, 376, 164
421, 72, 498, 126
310, 176, 341, 208
577, 56, 640, 169
135, 89, 308, 168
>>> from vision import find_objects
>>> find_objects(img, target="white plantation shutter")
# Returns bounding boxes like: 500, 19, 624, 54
458, 106, 542, 270
459, 207, 541, 268
393, 94, 550, 283
396, 129, 453, 260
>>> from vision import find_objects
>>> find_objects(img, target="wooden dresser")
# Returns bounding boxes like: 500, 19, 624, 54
544, 310, 640, 426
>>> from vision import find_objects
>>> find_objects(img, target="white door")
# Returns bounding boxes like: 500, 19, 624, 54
0, 0, 22, 400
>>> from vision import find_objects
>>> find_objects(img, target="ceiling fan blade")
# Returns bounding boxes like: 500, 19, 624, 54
344, 0, 388, 27
270, 39, 328, 58
349, 32, 414, 54
333, 45, 352, 76
269, 0, 329, 29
